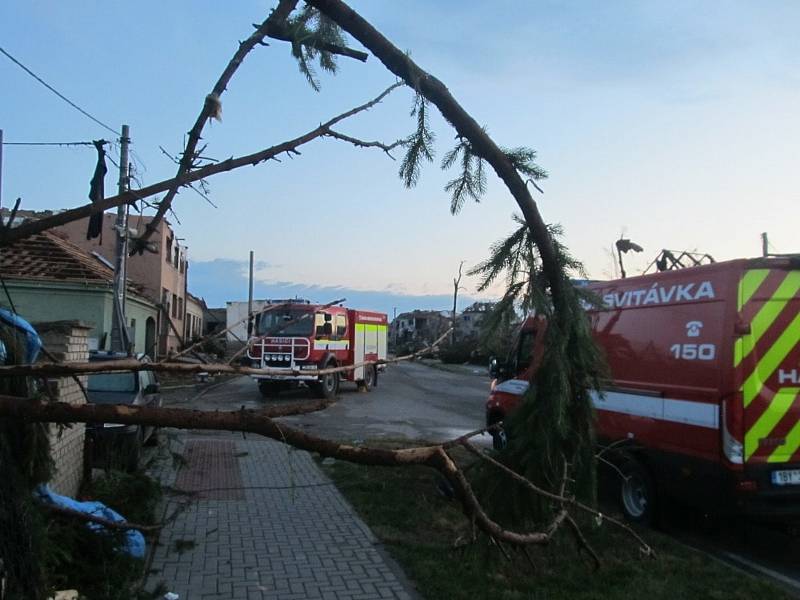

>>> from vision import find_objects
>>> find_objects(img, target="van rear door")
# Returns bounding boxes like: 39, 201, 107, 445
736, 265, 800, 467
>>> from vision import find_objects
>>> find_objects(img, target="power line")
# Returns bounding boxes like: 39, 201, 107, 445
1, 141, 96, 147
0, 45, 118, 136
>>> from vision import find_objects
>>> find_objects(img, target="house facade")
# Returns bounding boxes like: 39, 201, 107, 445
390, 309, 451, 346
0, 231, 159, 355
185, 293, 206, 342
54, 212, 188, 356
457, 301, 493, 340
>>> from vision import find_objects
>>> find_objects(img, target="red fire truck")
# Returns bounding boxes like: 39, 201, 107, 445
487, 256, 800, 523
246, 302, 388, 399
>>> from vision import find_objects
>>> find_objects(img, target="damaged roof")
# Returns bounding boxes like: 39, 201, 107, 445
0, 230, 143, 293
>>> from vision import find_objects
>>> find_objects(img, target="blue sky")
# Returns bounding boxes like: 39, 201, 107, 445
2, 1, 798, 314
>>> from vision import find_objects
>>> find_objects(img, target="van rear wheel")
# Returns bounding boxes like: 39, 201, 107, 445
619, 457, 656, 525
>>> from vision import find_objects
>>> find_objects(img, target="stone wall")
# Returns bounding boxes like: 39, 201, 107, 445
35, 321, 92, 497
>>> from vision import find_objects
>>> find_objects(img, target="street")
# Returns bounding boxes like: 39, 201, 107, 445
174, 361, 492, 445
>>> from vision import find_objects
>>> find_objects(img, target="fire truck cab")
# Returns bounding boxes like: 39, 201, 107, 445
247, 302, 388, 399
487, 257, 800, 524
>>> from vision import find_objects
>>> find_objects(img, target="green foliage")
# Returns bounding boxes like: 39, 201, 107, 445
88, 469, 163, 526
471, 216, 606, 514
0, 325, 52, 599
441, 139, 486, 214
476, 302, 518, 361
502, 146, 548, 182
286, 6, 347, 91
399, 93, 436, 187
438, 340, 476, 364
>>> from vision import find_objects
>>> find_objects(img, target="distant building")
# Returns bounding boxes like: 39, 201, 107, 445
390, 309, 450, 346
0, 230, 158, 355
457, 301, 494, 339
185, 293, 206, 342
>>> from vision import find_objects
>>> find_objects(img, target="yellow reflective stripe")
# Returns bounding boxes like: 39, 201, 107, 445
768, 397, 800, 463
743, 311, 800, 406
744, 388, 799, 461
738, 269, 770, 311
735, 271, 800, 368
355, 323, 386, 331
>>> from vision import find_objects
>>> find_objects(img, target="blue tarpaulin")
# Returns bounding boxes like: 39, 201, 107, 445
36, 485, 146, 558
0, 308, 42, 364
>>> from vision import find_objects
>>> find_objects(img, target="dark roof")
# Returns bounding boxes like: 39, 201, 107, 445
0, 230, 144, 294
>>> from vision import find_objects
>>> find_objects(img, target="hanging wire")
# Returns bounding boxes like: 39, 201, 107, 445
1, 141, 96, 147
0, 45, 118, 136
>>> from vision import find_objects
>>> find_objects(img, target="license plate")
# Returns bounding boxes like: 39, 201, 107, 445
771, 469, 800, 486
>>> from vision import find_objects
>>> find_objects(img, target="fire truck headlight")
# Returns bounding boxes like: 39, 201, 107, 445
284, 354, 292, 362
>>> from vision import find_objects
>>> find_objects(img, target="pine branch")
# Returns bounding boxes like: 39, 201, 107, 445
441, 138, 487, 214
398, 93, 435, 187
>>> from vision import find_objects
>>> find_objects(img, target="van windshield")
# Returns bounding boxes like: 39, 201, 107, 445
514, 331, 535, 372
256, 308, 314, 336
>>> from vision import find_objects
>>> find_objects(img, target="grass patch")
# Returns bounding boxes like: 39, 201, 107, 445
40, 470, 163, 600
320, 456, 795, 600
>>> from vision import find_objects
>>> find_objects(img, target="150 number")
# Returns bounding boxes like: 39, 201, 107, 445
670, 343, 716, 360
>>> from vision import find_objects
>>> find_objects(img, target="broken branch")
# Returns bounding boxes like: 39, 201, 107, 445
0, 83, 404, 248
39, 501, 162, 533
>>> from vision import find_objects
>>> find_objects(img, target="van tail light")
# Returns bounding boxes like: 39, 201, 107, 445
722, 401, 743, 465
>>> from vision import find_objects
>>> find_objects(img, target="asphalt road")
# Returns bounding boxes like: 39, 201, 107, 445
165, 360, 492, 445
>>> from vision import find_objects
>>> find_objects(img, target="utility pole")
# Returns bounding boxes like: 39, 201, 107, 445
0, 129, 4, 209
761, 232, 769, 257
110, 124, 131, 352
247, 251, 255, 338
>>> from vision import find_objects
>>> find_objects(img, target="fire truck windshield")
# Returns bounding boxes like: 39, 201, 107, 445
256, 309, 314, 336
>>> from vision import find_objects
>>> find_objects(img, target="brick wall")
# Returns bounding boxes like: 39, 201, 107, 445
35, 321, 93, 497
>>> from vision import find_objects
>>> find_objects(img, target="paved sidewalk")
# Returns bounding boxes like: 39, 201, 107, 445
146, 430, 416, 599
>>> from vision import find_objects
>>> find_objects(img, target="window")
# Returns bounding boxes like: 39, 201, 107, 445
335, 314, 347, 338
314, 312, 333, 337
256, 308, 314, 336
172, 293, 178, 318
173, 246, 179, 269
165, 236, 173, 264
177, 296, 183, 320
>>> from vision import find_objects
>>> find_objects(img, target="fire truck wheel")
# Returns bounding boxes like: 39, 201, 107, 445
361, 365, 376, 391
313, 366, 340, 399
619, 457, 657, 525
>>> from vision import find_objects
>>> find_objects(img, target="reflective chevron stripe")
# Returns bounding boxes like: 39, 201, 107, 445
745, 388, 799, 461
738, 267, 800, 463
735, 271, 800, 368
742, 311, 800, 407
